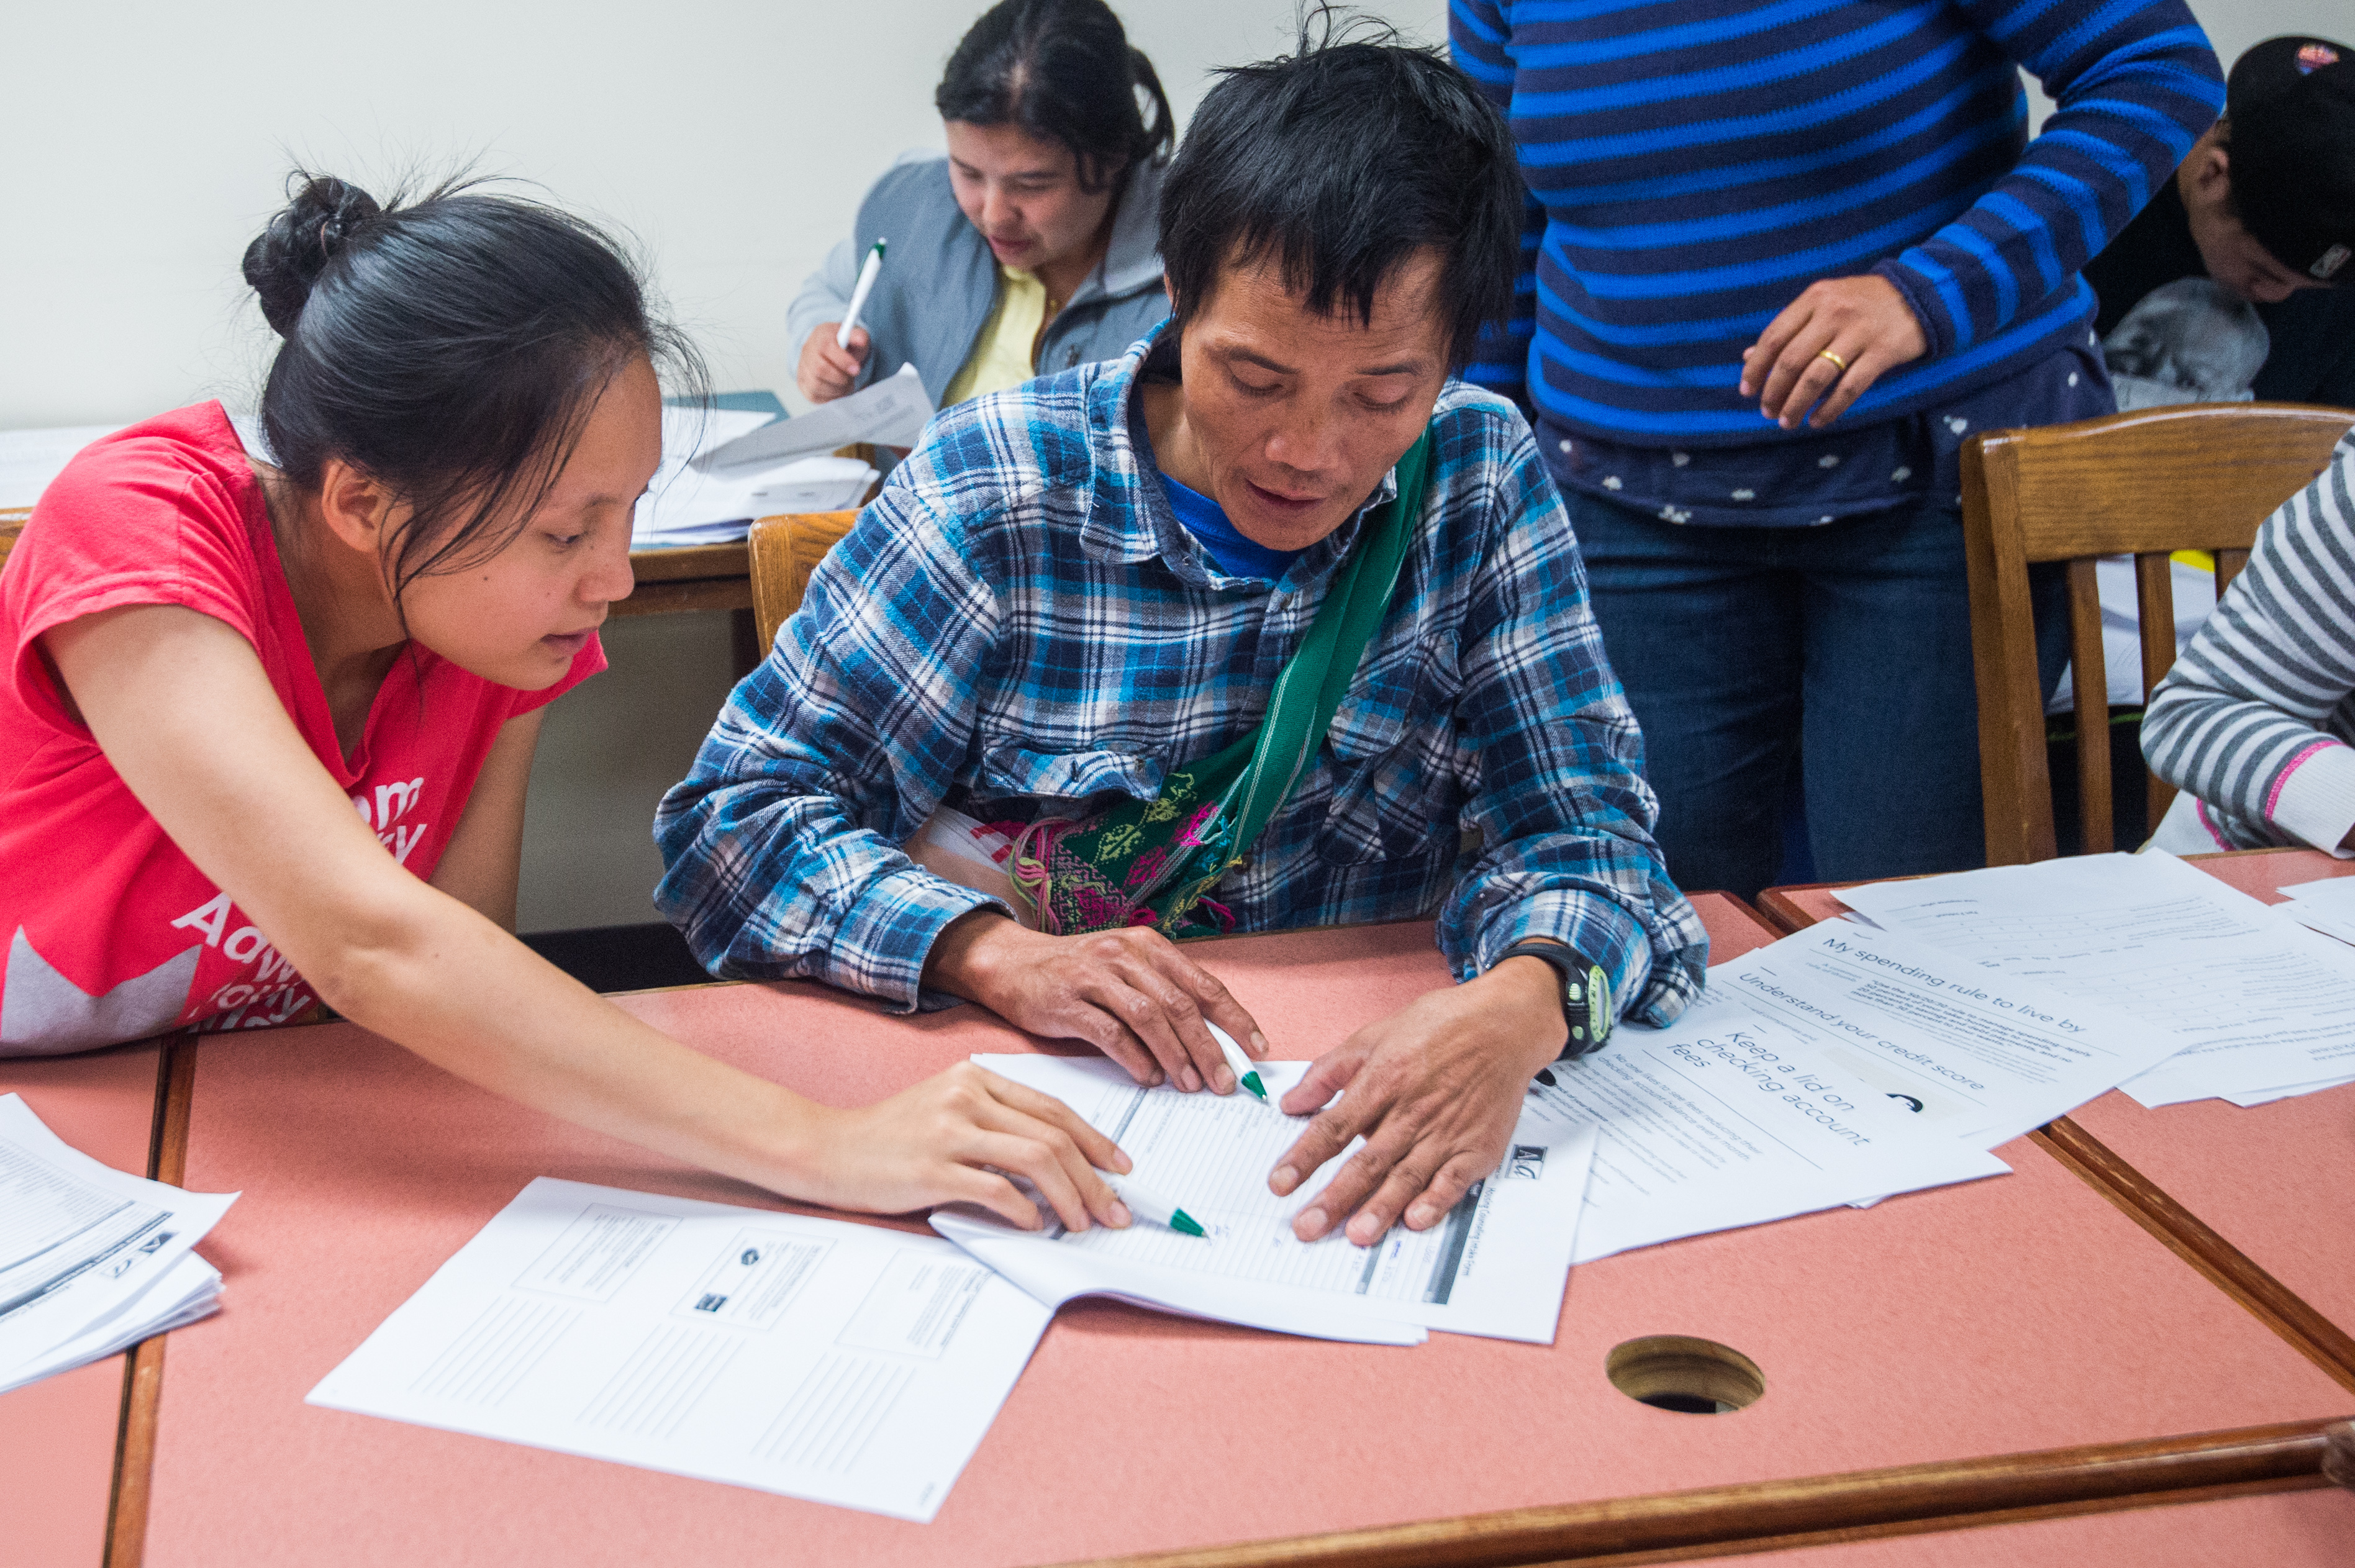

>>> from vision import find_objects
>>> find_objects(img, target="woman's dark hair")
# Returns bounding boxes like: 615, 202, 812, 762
934, 0, 1173, 193
242, 172, 701, 601
1158, 12, 1522, 368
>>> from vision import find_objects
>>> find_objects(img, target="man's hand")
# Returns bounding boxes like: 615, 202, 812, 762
797, 322, 871, 404
1273, 954, 1567, 1245
1740, 274, 1928, 430
925, 912, 1270, 1095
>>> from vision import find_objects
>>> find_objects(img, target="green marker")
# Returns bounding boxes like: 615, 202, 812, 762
1208, 1022, 1270, 1106
1099, 1171, 1206, 1238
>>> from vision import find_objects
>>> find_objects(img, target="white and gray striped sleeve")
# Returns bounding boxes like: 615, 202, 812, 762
2143, 435, 2355, 857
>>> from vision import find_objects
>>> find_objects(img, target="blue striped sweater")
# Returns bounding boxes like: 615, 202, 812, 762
1450, 0, 2222, 466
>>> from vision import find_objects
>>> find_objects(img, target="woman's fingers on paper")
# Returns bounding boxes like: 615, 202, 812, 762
982, 1072, 1129, 1175
973, 1095, 1130, 1230
952, 1166, 1045, 1231
968, 1128, 1093, 1231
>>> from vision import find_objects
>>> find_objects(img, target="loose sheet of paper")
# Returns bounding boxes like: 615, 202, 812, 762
1700, 920, 2194, 1145
1836, 853, 2355, 1106
0, 1094, 234, 1393
696, 365, 934, 470
1522, 958, 2015, 1264
933, 1055, 1600, 1344
308, 1178, 1053, 1522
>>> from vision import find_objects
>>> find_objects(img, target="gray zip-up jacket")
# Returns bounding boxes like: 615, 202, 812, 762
787, 152, 1171, 409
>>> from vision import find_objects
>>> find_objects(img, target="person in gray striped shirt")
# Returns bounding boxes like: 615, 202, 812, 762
2146, 434, 2355, 853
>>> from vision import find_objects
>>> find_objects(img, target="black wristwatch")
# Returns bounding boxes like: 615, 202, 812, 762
1494, 939, 1613, 1060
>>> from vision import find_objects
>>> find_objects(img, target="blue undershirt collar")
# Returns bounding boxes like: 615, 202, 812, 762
1156, 468, 1305, 583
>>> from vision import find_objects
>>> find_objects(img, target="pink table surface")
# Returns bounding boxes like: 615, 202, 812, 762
139, 905, 2353, 1568
1, 1041, 163, 1568
1721, 1485, 2351, 1566
1761, 850, 2355, 1338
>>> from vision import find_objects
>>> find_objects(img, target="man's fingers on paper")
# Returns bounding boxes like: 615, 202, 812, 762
1155, 948, 1266, 1078
1088, 966, 1200, 1092
1400, 1151, 1487, 1233
1277, 1038, 1368, 1120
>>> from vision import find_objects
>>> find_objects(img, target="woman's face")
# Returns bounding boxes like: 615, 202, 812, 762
396, 355, 659, 690
943, 119, 1119, 279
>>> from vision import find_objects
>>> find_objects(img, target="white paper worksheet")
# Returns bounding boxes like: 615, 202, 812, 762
0, 1094, 235, 1393
933, 1055, 1601, 1346
1835, 853, 2355, 1107
307, 1178, 1055, 1522
1527, 972, 2015, 1264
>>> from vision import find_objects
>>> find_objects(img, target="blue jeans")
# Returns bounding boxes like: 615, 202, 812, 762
1568, 491, 2064, 900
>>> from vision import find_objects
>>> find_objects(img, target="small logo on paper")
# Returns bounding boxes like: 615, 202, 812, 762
693, 1294, 728, 1313
1506, 1144, 1547, 1180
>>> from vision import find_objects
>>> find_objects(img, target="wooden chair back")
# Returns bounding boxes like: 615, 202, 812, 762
745, 510, 858, 658
0, 509, 27, 575
1961, 402, 2354, 864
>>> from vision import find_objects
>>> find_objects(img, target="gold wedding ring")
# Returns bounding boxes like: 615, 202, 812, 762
1815, 348, 1849, 373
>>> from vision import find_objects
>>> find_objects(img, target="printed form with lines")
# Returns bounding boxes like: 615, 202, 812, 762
306, 1177, 1051, 1520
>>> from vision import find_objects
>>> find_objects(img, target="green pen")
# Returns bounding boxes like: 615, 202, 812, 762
1208, 1022, 1270, 1105
1099, 1171, 1206, 1237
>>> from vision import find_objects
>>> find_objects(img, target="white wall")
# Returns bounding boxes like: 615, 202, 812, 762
0, 0, 2335, 930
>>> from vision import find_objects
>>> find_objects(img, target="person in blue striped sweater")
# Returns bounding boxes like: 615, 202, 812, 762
1452, 0, 2223, 899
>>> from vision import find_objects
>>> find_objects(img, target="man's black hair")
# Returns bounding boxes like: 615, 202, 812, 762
1158, 11, 1523, 367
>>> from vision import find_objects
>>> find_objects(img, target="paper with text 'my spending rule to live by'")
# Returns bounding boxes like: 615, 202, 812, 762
933, 1054, 1602, 1346
307, 1178, 1053, 1522
1835, 851, 2355, 1108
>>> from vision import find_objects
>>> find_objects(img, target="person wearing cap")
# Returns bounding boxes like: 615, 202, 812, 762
2085, 36, 2355, 410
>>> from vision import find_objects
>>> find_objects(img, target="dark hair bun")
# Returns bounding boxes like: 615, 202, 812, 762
242, 174, 383, 336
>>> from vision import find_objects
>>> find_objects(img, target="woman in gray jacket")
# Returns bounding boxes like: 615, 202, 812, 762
791, 0, 1171, 409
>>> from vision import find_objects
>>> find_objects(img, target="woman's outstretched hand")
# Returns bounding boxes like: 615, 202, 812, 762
804, 1061, 1135, 1232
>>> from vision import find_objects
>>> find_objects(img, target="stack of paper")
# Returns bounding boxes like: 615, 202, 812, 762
0, 1095, 236, 1395
938, 916, 2143, 1348
1834, 853, 2355, 1108
309, 1178, 1051, 1523
631, 368, 934, 549
935, 1055, 1600, 1346
0, 425, 127, 509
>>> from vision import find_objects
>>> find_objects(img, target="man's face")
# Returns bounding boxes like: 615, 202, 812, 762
2181, 135, 2332, 304
1173, 250, 1451, 552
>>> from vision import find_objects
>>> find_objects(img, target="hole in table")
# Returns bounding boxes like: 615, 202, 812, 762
1607, 1335, 1765, 1415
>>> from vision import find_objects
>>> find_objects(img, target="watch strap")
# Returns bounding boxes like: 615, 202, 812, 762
1495, 939, 1613, 1060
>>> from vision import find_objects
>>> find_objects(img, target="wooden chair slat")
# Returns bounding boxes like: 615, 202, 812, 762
2214, 547, 2249, 599
2065, 559, 2112, 855
2133, 552, 2179, 832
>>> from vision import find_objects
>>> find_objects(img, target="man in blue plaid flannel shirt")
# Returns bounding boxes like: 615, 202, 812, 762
658, 30, 1706, 1246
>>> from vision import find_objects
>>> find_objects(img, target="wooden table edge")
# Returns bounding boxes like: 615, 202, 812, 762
1754, 872, 2355, 1397
1042, 1420, 2353, 1568
106, 1030, 196, 1568
112, 899, 2344, 1567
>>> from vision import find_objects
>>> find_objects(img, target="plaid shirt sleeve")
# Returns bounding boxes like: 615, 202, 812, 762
651, 477, 1012, 1010
1435, 414, 1709, 1027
